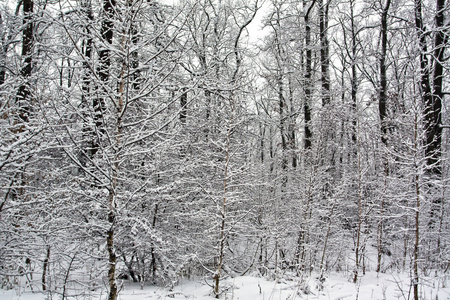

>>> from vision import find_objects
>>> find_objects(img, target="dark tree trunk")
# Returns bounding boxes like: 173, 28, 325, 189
374, 0, 391, 277
42, 246, 50, 291
128, 0, 140, 90
319, 0, 330, 107
98, 0, 117, 298
93, 0, 115, 155
278, 74, 288, 171
0, 13, 7, 86
107, 212, 117, 300
180, 89, 188, 124
428, 0, 445, 175
304, 0, 316, 150
80, 0, 95, 160
150, 203, 158, 280
16, 0, 34, 123
350, 0, 358, 147
288, 78, 297, 169
415, 0, 432, 111
379, 0, 391, 146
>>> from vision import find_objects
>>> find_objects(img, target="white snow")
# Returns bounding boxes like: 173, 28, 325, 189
2, 271, 449, 300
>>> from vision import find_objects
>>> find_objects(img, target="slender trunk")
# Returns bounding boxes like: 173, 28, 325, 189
374, 0, 388, 268
376, 188, 385, 273
413, 173, 420, 300
180, 89, 187, 124
428, 0, 445, 175
129, 1, 140, 91
107, 33, 128, 300
429, 0, 445, 227
403, 215, 408, 270
374, 1, 391, 277
214, 126, 231, 298
259, 123, 265, 163
353, 125, 363, 283
81, 0, 94, 160
288, 78, 297, 168
303, 0, 316, 150
350, 0, 358, 147
150, 203, 158, 280
94, 0, 115, 154
413, 109, 421, 300
42, 246, 50, 291
107, 197, 117, 300
379, 0, 391, 146
278, 74, 288, 172
319, 0, 330, 107
415, 0, 432, 119
272, 8, 288, 173
16, 0, 34, 123
0, 13, 7, 86
437, 181, 445, 266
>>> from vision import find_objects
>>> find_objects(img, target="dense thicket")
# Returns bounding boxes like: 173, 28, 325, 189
0, 0, 449, 299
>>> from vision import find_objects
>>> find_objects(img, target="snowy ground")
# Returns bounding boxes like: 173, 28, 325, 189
1, 271, 449, 300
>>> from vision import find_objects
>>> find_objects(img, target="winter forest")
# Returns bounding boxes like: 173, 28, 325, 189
1, 0, 450, 299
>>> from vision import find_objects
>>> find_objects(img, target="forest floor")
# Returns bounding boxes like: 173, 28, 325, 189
1, 270, 450, 300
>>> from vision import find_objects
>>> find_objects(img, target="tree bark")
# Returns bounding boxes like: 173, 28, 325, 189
353, 125, 363, 283
319, 0, 330, 107
303, 0, 316, 150
0, 13, 7, 86
80, 0, 95, 160
414, 0, 432, 116
106, 2, 120, 298
180, 89, 188, 124
379, 0, 391, 146
375, 1, 391, 276
413, 109, 421, 300
428, 0, 445, 175
214, 126, 231, 298
93, 0, 115, 155
428, 0, 446, 228
349, 0, 358, 147
16, 0, 34, 123
42, 246, 50, 291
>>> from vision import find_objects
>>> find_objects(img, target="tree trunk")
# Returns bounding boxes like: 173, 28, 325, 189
428, 0, 445, 175
303, 0, 316, 150
353, 126, 363, 283
278, 74, 288, 172
414, 0, 432, 119
288, 82, 297, 169
106, 213, 117, 300
0, 13, 7, 86
180, 89, 188, 124
150, 203, 159, 280
80, 0, 95, 161
214, 126, 231, 298
319, 0, 330, 107
350, 0, 358, 147
93, 0, 115, 155
42, 246, 50, 291
374, 0, 391, 276
413, 108, 421, 300
16, 0, 34, 123
379, 0, 391, 146
428, 0, 445, 228
106, 35, 128, 300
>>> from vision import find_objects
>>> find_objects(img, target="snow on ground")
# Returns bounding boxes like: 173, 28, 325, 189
1, 271, 450, 300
